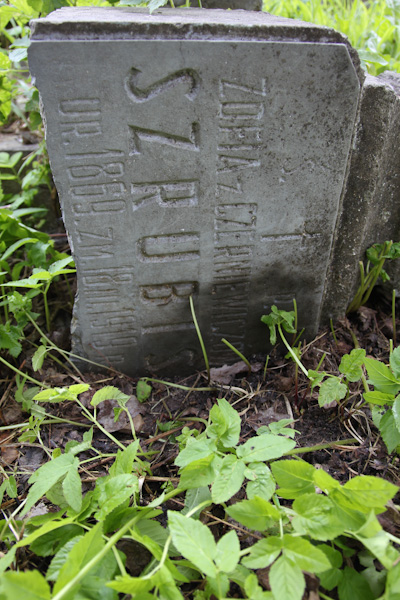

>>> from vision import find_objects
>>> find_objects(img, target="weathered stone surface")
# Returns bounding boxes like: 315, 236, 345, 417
321, 70, 400, 319
29, 8, 362, 375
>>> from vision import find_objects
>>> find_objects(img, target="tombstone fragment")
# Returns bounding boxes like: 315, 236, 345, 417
29, 8, 363, 375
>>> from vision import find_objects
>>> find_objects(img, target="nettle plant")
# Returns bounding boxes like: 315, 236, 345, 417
0, 391, 399, 600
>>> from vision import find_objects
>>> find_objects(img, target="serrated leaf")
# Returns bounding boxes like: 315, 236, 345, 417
269, 555, 305, 600
225, 496, 280, 530
292, 493, 345, 540
271, 459, 316, 499
390, 346, 400, 379
91, 386, 130, 407
313, 468, 341, 493
168, 511, 217, 578
175, 438, 217, 468
392, 395, 400, 432
53, 523, 104, 596
339, 349, 366, 382
363, 390, 395, 405
378, 408, 400, 453
22, 453, 75, 516
245, 462, 276, 501
62, 462, 82, 513
318, 377, 347, 406
94, 474, 138, 520
237, 434, 295, 463
282, 535, 331, 573
342, 475, 397, 510
338, 566, 374, 600
364, 357, 400, 395
179, 455, 216, 490
183, 487, 212, 519
109, 440, 140, 476
242, 536, 282, 569
2, 570, 51, 600
46, 536, 83, 581
215, 530, 240, 573
106, 574, 154, 595
211, 455, 245, 503
206, 398, 241, 448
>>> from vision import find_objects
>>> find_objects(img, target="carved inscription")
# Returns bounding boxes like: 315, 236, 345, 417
131, 180, 198, 211
59, 99, 101, 145
210, 79, 266, 361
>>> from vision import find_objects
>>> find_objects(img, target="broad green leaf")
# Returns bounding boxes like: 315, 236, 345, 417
384, 561, 400, 597
364, 357, 400, 395
242, 536, 282, 569
392, 395, 400, 432
32, 345, 47, 371
22, 453, 75, 516
137, 379, 152, 403
205, 572, 230, 599
62, 462, 82, 513
47, 257, 75, 273
225, 497, 280, 530
109, 440, 140, 476
342, 475, 397, 510
46, 536, 83, 581
318, 544, 343, 591
312, 467, 341, 493
318, 377, 347, 406
1, 570, 51, 600
236, 434, 295, 463
339, 348, 366, 382
183, 487, 212, 520
271, 459, 316, 498
269, 554, 305, 600
244, 573, 273, 599
292, 494, 345, 540
329, 490, 370, 531
211, 455, 246, 503
282, 534, 331, 573
206, 398, 241, 448
245, 462, 276, 501
378, 408, 400, 453
179, 455, 216, 490
91, 385, 130, 407
355, 530, 400, 570
168, 511, 217, 578
53, 522, 104, 596
215, 530, 240, 573
66, 428, 94, 456
106, 574, 154, 595
33, 384, 90, 403
337, 566, 374, 600
390, 346, 400, 379
175, 438, 216, 468
363, 390, 395, 406
94, 474, 139, 520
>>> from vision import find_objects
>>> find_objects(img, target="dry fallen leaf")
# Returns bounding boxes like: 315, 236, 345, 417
210, 360, 262, 384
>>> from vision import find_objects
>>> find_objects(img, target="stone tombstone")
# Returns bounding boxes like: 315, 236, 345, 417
29, 8, 363, 375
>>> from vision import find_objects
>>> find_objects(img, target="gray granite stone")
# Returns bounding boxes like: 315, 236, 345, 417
29, 8, 362, 374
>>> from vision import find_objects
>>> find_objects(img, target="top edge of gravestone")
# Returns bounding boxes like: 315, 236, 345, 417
29, 7, 363, 78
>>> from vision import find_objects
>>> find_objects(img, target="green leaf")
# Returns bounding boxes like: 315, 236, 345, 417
94, 474, 139, 520
292, 493, 345, 540
390, 346, 400, 379
339, 348, 366, 382
46, 536, 83, 581
32, 345, 47, 371
245, 462, 276, 501
53, 523, 105, 597
109, 440, 140, 476
363, 390, 395, 406
312, 468, 341, 493
270, 459, 316, 499
91, 385, 130, 407
175, 438, 217, 468
168, 511, 217, 578
282, 535, 331, 573
364, 357, 400, 395
318, 377, 347, 406
392, 395, 400, 433
236, 434, 295, 463
378, 408, 400, 453
137, 379, 152, 403
215, 530, 240, 573
179, 455, 217, 490
183, 487, 212, 519
384, 561, 400, 597
269, 554, 305, 600
338, 566, 374, 600
211, 455, 246, 503
342, 475, 397, 510
1, 570, 51, 600
22, 453, 76, 516
206, 398, 241, 448
242, 536, 282, 569
225, 496, 280, 530
62, 462, 82, 513
315, 544, 343, 591
244, 573, 273, 599
106, 574, 154, 595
